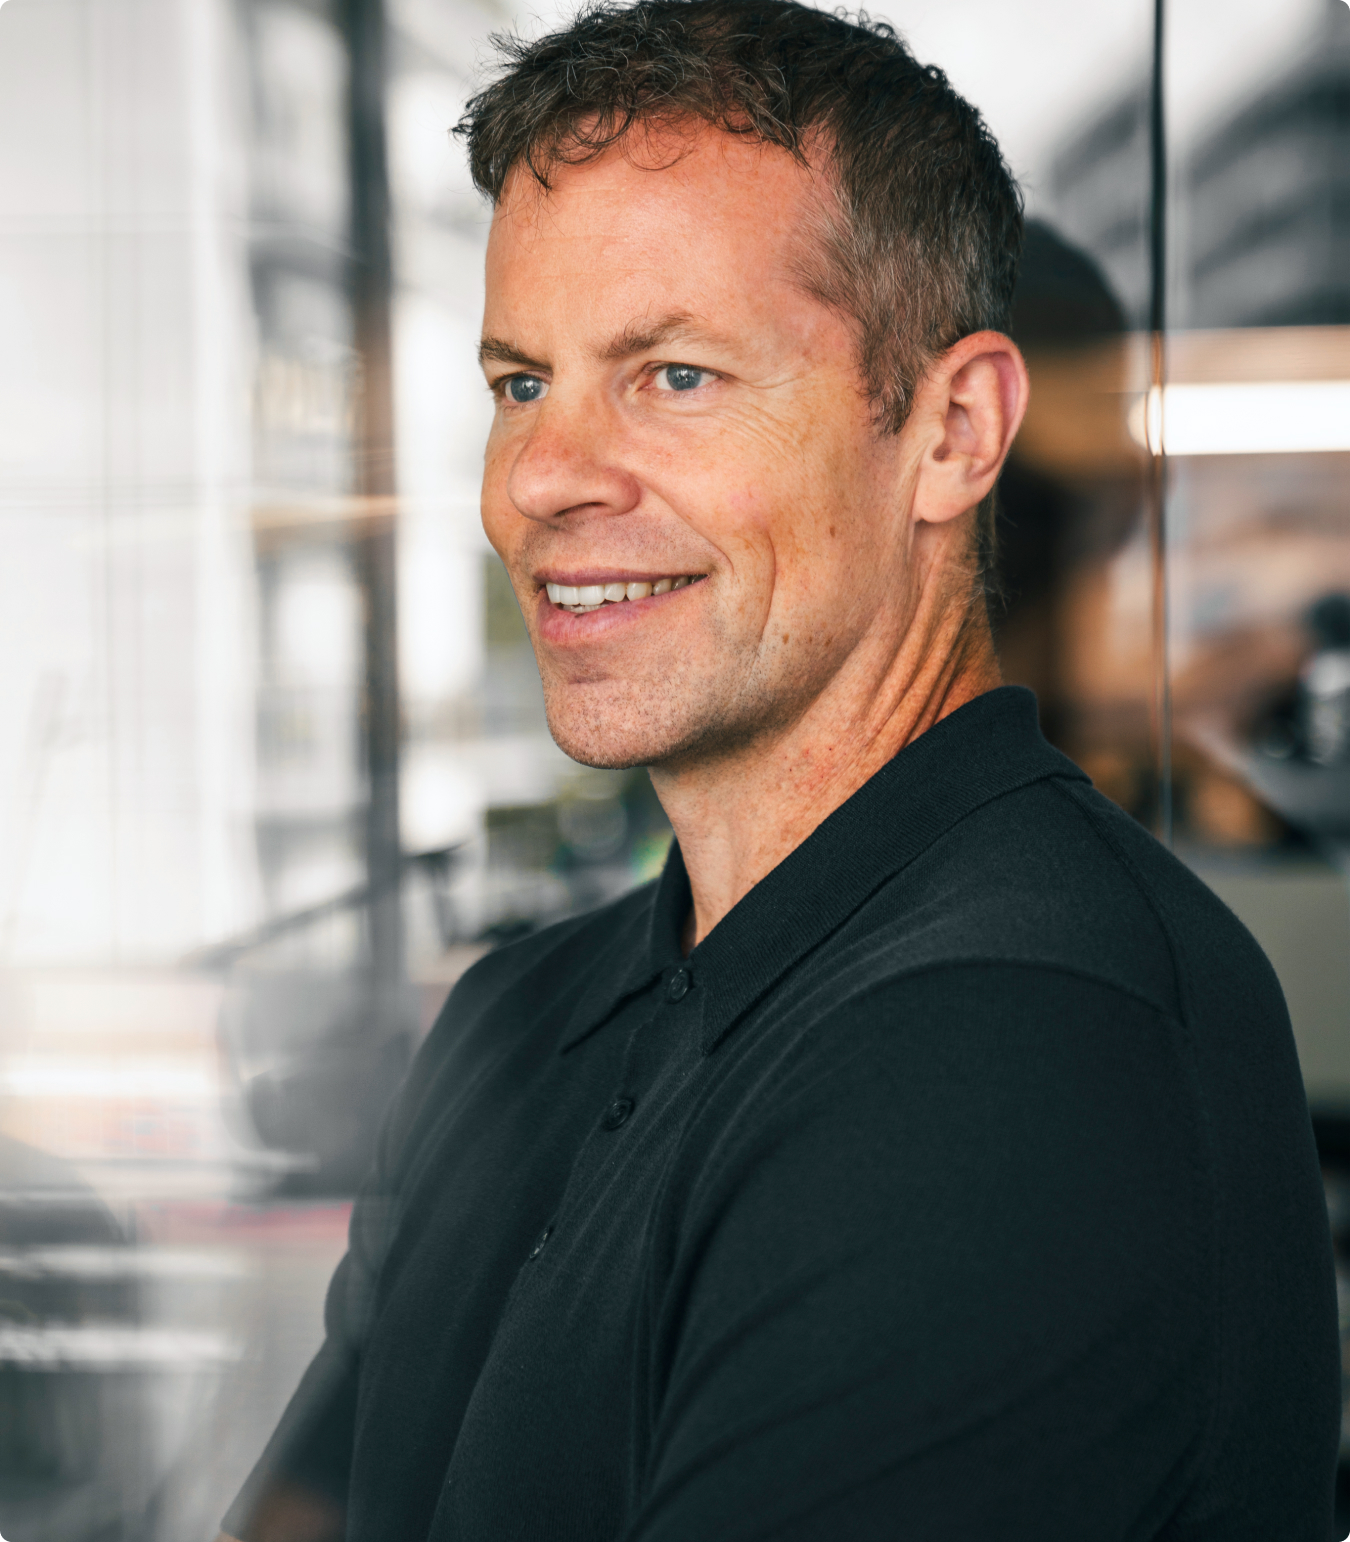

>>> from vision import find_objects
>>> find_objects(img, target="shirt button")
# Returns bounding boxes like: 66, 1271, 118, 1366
601, 1097, 635, 1131
666, 968, 691, 1002
528, 1225, 553, 1259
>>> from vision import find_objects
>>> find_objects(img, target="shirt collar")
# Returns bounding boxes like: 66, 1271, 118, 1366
561, 687, 1086, 1055
557, 850, 688, 1052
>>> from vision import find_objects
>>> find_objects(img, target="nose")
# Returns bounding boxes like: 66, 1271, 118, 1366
503, 397, 642, 525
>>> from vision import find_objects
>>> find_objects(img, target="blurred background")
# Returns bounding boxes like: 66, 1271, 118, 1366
0, 0, 1346, 1533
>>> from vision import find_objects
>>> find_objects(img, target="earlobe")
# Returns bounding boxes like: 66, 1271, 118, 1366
912, 332, 1029, 527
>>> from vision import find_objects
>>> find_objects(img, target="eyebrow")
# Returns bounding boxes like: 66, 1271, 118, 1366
597, 312, 703, 362
478, 336, 547, 371
477, 312, 721, 374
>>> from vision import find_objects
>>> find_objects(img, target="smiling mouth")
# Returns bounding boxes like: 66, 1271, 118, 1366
544, 576, 705, 614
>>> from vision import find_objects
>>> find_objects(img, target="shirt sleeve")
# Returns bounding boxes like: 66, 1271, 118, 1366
624, 962, 1212, 1542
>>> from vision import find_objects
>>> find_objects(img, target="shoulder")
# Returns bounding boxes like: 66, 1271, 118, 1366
671, 964, 1211, 1387
685, 951, 1206, 1262
833, 771, 1280, 1024
1044, 779, 1287, 1008
714, 961, 1199, 1178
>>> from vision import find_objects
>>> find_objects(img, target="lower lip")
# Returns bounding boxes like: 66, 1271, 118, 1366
533, 584, 700, 645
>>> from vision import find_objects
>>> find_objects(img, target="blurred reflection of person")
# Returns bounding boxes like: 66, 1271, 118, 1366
995, 220, 1133, 749
220, 3, 1339, 1539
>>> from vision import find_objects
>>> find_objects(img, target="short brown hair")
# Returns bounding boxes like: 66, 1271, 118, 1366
456, 0, 1023, 584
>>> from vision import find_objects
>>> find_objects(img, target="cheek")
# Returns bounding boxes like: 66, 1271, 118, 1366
681, 477, 778, 590
479, 434, 516, 555
729, 447, 859, 575
650, 430, 861, 627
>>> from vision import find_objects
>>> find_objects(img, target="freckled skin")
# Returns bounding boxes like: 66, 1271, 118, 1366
479, 125, 1029, 942
482, 134, 892, 769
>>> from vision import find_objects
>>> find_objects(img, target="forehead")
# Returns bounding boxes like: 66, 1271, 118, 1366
484, 125, 830, 332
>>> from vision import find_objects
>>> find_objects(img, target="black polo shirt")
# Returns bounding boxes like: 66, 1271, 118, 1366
225, 687, 1339, 1541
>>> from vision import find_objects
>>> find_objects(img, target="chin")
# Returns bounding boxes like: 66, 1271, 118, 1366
544, 711, 670, 772
542, 679, 714, 771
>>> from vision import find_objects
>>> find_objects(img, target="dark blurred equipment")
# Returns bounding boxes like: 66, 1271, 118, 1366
0, 1136, 145, 1542
192, 844, 464, 972
222, 968, 416, 1196
1210, 595, 1350, 849
201, 845, 461, 1195
1302, 595, 1350, 769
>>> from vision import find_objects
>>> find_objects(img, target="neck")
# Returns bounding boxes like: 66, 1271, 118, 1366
652, 585, 1002, 952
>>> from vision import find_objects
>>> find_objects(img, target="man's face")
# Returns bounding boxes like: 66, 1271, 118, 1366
480, 125, 919, 771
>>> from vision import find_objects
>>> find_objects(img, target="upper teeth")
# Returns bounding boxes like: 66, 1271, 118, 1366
545, 577, 695, 611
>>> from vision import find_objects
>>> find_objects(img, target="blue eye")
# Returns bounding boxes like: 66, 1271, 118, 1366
504, 374, 547, 404
659, 364, 708, 392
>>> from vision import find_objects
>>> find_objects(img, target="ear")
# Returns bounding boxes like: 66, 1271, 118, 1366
909, 331, 1030, 527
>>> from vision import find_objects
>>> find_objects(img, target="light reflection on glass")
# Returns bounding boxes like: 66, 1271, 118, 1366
1131, 379, 1350, 457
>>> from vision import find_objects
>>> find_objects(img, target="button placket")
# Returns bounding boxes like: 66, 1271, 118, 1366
514, 980, 684, 1278
601, 1096, 635, 1130
665, 967, 692, 1003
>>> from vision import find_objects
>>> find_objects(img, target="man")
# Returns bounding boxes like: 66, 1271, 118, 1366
222, 2, 1340, 1537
